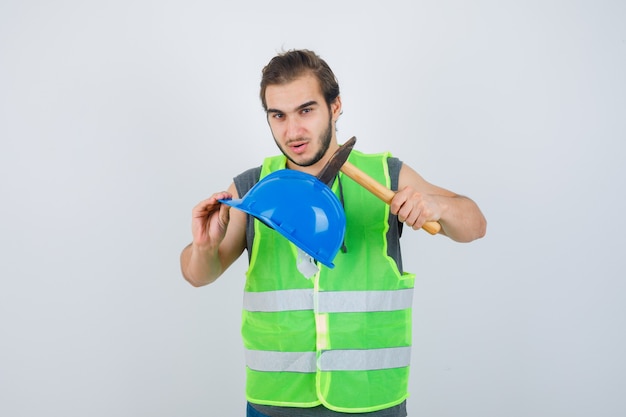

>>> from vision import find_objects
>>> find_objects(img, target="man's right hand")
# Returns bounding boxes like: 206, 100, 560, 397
181, 182, 246, 287
191, 192, 233, 251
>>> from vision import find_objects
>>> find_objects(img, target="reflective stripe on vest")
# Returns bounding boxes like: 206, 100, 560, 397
243, 289, 313, 312
243, 288, 413, 313
245, 347, 411, 372
245, 350, 317, 373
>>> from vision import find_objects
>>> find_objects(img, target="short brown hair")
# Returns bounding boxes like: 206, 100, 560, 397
259, 49, 340, 111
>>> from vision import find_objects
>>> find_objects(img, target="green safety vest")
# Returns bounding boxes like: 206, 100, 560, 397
242, 149, 416, 413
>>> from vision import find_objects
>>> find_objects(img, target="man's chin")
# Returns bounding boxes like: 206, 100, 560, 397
288, 157, 315, 168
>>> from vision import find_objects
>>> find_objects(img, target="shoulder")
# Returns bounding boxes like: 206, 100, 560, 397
234, 166, 262, 197
387, 156, 402, 173
351, 150, 403, 190
351, 149, 402, 168
234, 166, 262, 182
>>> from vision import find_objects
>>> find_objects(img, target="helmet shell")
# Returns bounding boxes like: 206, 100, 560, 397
220, 169, 346, 268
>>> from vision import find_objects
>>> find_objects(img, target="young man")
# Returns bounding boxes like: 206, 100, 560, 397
180, 49, 486, 417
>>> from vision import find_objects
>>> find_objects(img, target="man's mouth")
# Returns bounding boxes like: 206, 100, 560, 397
289, 141, 308, 154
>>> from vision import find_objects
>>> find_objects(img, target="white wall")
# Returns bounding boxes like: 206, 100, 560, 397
1, 1, 624, 416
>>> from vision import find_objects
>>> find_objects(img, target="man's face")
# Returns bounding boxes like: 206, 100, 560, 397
265, 74, 341, 170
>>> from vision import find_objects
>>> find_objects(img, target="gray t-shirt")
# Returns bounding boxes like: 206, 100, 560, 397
233, 157, 408, 417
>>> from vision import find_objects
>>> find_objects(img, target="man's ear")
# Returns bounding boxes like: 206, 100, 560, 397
331, 96, 342, 121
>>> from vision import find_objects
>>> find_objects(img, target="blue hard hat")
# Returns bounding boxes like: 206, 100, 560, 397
219, 169, 346, 268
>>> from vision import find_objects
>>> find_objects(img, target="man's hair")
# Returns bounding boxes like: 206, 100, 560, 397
260, 49, 340, 111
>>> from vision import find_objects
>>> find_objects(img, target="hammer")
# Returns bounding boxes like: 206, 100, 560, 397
317, 136, 442, 235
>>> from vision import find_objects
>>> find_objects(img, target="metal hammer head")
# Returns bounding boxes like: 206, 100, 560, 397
317, 136, 357, 186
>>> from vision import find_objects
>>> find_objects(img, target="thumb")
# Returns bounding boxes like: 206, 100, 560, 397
218, 203, 231, 229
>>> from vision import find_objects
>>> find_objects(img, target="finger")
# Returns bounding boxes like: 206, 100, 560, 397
193, 192, 232, 216
398, 204, 421, 229
192, 198, 215, 216
219, 202, 231, 227
212, 191, 233, 201
389, 190, 409, 216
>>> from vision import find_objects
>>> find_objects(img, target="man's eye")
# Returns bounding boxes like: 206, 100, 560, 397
301, 108, 312, 114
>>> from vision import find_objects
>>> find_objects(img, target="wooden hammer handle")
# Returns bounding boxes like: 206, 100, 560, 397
340, 161, 442, 235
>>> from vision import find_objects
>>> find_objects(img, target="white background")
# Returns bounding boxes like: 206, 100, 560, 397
1, 1, 625, 416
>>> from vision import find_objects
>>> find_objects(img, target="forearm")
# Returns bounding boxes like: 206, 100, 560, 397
436, 194, 487, 242
180, 243, 224, 287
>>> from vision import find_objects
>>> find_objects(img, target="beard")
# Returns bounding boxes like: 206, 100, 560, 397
275, 118, 333, 168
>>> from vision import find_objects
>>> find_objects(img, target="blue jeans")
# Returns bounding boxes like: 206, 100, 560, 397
247, 402, 271, 417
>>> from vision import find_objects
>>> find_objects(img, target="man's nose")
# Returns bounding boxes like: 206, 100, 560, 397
286, 117, 303, 139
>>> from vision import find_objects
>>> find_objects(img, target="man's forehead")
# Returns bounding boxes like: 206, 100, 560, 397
265, 74, 323, 110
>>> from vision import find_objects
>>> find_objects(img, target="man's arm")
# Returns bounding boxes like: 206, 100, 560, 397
393, 164, 487, 242
180, 182, 247, 287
